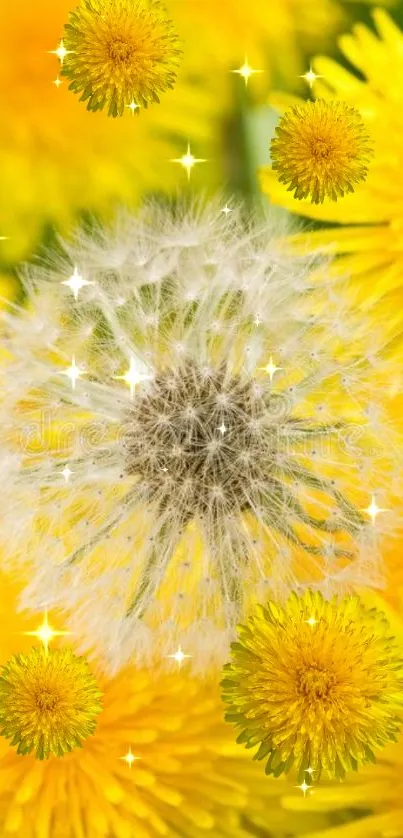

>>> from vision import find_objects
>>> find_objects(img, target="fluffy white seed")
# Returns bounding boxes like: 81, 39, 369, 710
0, 199, 400, 673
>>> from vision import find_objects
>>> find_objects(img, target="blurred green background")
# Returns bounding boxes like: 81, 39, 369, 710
1, 0, 403, 293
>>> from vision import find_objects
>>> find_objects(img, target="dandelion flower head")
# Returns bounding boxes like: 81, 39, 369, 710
274, 592, 403, 838
261, 9, 403, 342
62, 0, 182, 117
0, 575, 331, 837
270, 99, 373, 204
0, 0, 212, 262
0, 200, 399, 673
0, 646, 102, 759
222, 590, 403, 782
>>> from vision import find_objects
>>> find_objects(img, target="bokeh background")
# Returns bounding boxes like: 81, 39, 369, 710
1, 0, 402, 280
2, 3, 403, 837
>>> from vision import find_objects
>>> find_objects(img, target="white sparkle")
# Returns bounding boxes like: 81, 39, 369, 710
63, 356, 85, 390
49, 40, 72, 65
171, 144, 207, 180
296, 781, 313, 796
221, 204, 233, 216
261, 356, 282, 382
115, 357, 152, 399
362, 494, 388, 525
23, 611, 70, 655
53, 76, 63, 89
254, 315, 261, 327
167, 646, 192, 667
218, 422, 227, 436
62, 267, 94, 300
232, 57, 263, 86
126, 101, 139, 115
120, 747, 141, 768
61, 465, 73, 483
300, 67, 322, 89
305, 616, 319, 627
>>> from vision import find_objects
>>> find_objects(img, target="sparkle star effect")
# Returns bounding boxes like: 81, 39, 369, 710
300, 67, 322, 89
305, 616, 319, 627
126, 102, 139, 115
63, 356, 86, 390
120, 747, 141, 768
115, 357, 152, 399
362, 494, 388, 525
296, 780, 313, 796
232, 57, 262, 86
59, 0, 181, 117
61, 465, 73, 483
53, 76, 63, 89
49, 40, 72, 66
171, 144, 207, 180
221, 204, 233, 216
167, 646, 192, 667
261, 356, 282, 381
23, 611, 70, 655
218, 423, 227, 436
222, 590, 403, 781
3, 201, 390, 681
62, 267, 94, 300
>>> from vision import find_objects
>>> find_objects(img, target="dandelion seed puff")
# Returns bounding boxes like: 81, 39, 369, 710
62, 0, 182, 117
222, 590, 403, 782
270, 100, 373, 204
0, 199, 399, 673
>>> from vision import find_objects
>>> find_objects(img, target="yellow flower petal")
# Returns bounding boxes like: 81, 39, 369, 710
261, 9, 403, 319
0, 575, 332, 837
62, 0, 182, 117
223, 591, 403, 781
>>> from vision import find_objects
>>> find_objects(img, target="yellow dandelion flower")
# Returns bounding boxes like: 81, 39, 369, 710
0, 575, 332, 837
278, 592, 403, 838
0, 0, 213, 263
0, 1, 394, 263
62, 0, 182, 117
270, 100, 373, 204
0, 647, 102, 760
222, 590, 403, 782
260, 10, 403, 319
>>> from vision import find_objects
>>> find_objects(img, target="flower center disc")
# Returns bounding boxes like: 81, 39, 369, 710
108, 38, 135, 64
310, 138, 332, 161
297, 664, 335, 699
35, 690, 60, 712
122, 361, 276, 515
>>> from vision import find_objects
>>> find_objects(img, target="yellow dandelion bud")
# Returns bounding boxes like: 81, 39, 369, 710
62, 0, 182, 117
0, 647, 102, 759
222, 591, 403, 782
270, 99, 373, 204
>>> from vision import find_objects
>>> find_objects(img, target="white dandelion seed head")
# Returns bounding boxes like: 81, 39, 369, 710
0, 198, 401, 673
